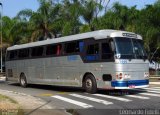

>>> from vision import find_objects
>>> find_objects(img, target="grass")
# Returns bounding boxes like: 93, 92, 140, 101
66, 109, 79, 115
0, 94, 24, 115
0, 94, 18, 104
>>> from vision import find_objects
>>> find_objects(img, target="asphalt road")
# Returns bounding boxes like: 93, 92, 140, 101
0, 81, 160, 115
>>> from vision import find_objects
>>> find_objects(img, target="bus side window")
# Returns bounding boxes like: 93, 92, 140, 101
18, 48, 29, 59
79, 42, 84, 52
31, 46, 44, 57
6, 51, 10, 61
65, 41, 80, 54
46, 44, 62, 56
9, 50, 18, 60
46, 45, 57, 56
87, 44, 99, 54
86, 43, 99, 61
56, 44, 62, 55
101, 42, 113, 59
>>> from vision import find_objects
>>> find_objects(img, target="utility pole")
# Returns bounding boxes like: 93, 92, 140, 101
0, 2, 3, 73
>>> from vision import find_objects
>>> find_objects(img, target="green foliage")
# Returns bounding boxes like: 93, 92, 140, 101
62, 22, 72, 36
79, 24, 91, 33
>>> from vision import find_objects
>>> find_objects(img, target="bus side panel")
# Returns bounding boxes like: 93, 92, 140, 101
44, 57, 65, 85
26, 58, 45, 84
44, 56, 81, 86
6, 61, 19, 82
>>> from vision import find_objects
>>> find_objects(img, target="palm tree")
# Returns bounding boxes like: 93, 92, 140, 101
126, 6, 139, 32
0, 16, 22, 61
59, 0, 82, 35
138, 4, 160, 59
111, 2, 129, 30
17, 0, 61, 42
1, 16, 13, 45
96, 2, 129, 30
80, 0, 103, 31
1, 16, 19, 46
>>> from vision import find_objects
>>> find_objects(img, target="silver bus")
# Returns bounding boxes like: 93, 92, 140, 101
5, 29, 149, 93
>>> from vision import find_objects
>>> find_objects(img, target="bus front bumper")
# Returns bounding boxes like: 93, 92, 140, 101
111, 80, 149, 89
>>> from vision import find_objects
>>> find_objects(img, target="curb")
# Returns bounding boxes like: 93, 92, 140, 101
0, 77, 6, 81
149, 82, 160, 85
0, 89, 69, 115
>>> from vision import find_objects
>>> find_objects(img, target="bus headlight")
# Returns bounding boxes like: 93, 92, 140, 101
124, 74, 131, 79
116, 73, 123, 80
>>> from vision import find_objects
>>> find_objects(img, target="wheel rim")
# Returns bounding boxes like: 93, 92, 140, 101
86, 78, 92, 89
21, 77, 25, 86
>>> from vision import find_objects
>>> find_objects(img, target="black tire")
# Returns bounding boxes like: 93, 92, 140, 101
20, 74, 27, 88
83, 74, 97, 94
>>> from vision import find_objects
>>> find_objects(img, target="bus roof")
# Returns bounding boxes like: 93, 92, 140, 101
7, 29, 142, 51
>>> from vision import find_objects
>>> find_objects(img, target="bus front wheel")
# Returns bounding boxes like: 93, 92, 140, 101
84, 74, 97, 94
20, 74, 27, 88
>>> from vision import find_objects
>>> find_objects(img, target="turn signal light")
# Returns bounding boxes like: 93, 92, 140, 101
116, 73, 131, 80
144, 72, 149, 78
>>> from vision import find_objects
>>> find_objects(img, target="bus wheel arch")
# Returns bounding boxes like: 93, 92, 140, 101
19, 73, 28, 88
82, 73, 97, 94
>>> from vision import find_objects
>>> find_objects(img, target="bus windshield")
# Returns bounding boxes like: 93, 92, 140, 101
114, 37, 147, 59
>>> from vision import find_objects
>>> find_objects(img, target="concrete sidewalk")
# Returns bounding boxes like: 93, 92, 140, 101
0, 76, 6, 81
0, 89, 69, 115
150, 82, 160, 85
0, 74, 6, 81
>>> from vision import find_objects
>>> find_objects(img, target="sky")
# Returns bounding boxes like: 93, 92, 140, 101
0, 0, 158, 18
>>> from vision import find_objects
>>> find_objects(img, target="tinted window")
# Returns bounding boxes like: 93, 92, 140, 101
46, 45, 57, 55
18, 48, 29, 58
115, 37, 134, 59
85, 43, 99, 61
87, 44, 99, 55
115, 37, 147, 59
46, 44, 62, 55
9, 50, 18, 60
79, 42, 84, 52
133, 39, 147, 59
65, 41, 79, 53
102, 43, 113, 59
31, 46, 44, 57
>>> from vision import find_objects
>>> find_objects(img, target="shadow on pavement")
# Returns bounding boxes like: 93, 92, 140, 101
7, 82, 84, 93
97, 89, 148, 96
5, 82, 148, 96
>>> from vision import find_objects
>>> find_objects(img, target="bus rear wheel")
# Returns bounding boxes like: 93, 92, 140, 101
84, 74, 97, 94
20, 74, 27, 88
